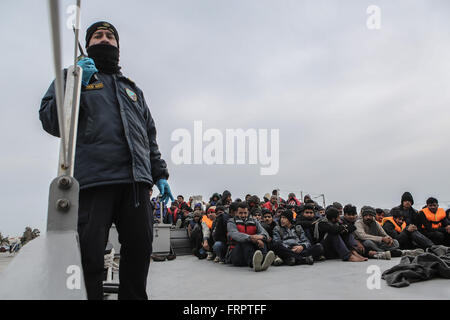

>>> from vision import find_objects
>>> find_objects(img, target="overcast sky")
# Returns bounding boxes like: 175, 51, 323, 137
1, 0, 450, 236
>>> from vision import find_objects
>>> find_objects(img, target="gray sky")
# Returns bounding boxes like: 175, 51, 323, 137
1, 0, 450, 236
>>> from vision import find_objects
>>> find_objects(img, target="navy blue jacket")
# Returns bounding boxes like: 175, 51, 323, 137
39, 71, 169, 189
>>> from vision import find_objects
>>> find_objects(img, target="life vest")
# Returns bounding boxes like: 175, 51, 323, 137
288, 198, 301, 206
168, 208, 179, 222
421, 208, 446, 229
202, 215, 213, 230
229, 218, 257, 250
262, 201, 278, 212
381, 217, 406, 233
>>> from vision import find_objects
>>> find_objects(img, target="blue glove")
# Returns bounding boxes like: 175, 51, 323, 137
156, 179, 174, 205
77, 57, 98, 86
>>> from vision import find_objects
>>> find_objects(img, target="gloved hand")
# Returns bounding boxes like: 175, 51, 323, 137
77, 57, 98, 86
156, 179, 174, 205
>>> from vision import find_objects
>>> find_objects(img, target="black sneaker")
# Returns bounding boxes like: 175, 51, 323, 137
286, 257, 296, 266
296, 256, 314, 265
305, 256, 314, 265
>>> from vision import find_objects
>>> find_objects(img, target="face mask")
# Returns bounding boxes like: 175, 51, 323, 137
87, 44, 121, 74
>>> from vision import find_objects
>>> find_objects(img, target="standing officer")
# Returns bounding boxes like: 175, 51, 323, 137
39, 21, 174, 300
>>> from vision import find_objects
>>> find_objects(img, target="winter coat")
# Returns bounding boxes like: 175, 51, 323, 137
39, 71, 169, 189
272, 224, 311, 249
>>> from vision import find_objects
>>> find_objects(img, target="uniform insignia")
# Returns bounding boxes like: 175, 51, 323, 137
85, 83, 104, 90
125, 88, 137, 102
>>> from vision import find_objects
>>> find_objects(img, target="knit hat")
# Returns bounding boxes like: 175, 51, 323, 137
207, 206, 216, 214
280, 210, 294, 224
332, 202, 343, 210
85, 21, 119, 48
361, 206, 376, 217
401, 192, 414, 205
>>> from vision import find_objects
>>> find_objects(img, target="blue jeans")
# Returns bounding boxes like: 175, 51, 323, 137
212, 241, 227, 260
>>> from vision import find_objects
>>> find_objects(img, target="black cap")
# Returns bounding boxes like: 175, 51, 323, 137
85, 21, 119, 48
280, 210, 294, 224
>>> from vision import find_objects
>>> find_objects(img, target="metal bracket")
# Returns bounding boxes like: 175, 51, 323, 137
47, 176, 79, 232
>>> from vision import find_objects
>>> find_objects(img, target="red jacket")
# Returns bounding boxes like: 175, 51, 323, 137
262, 201, 278, 212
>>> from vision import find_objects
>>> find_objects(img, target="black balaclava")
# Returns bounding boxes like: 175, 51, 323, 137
85, 21, 121, 74
87, 44, 121, 74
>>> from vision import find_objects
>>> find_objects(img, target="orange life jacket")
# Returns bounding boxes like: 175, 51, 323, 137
421, 207, 446, 229
381, 216, 406, 233
202, 215, 213, 230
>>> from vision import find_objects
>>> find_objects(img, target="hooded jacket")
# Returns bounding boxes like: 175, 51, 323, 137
216, 190, 231, 206
392, 192, 418, 226
39, 71, 169, 189
272, 224, 311, 250
212, 212, 231, 243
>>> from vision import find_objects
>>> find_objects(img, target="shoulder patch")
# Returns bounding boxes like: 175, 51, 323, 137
125, 88, 138, 102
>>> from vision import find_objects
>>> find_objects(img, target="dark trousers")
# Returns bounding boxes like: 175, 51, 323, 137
303, 229, 315, 244
321, 234, 352, 261
272, 242, 323, 263
423, 231, 450, 247
78, 183, 153, 300
229, 242, 268, 267
397, 230, 434, 249
189, 225, 203, 251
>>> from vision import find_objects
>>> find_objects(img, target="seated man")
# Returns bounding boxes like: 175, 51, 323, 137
341, 204, 367, 257
188, 211, 207, 259
296, 204, 318, 244
211, 205, 229, 263
332, 202, 343, 218
273, 207, 284, 224
375, 208, 385, 225
261, 209, 278, 240
417, 197, 450, 246
180, 203, 193, 228
272, 210, 323, 266
226, 202, 275, 272
202, 206, 217, 260
262, 195, 279, 213
355, 206, 404, 259
317, 207, 366, 262
382, 207, 430, 253
164, 201, 180, 226
251, 207, 263, 222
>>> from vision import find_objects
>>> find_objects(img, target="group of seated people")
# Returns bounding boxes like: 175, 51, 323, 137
151, 190, 450, 272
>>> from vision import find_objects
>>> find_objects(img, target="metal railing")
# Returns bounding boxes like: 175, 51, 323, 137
0, 0, 86, 300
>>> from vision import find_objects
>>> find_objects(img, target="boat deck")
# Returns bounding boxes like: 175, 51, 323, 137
147, 255, 450, 300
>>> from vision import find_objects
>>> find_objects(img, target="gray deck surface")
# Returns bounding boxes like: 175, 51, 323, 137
0, 253, 14, 273
147, 255, 450, 300
3, 252, 449, 300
